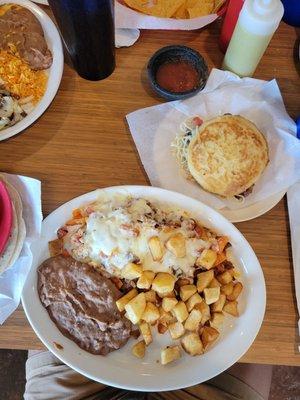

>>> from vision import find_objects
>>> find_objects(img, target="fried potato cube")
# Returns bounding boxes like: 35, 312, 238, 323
211, 294, 226, 312
132, 341, 146, 358
48, 238, 63, 257
148, 236, 164, 261
217, 236, 229, 253
156, 290, 175, 298
195, 301, 210, 324
217, 271, 233, 285
116, 288, 138, 312
196, 270, 214, 293
227, 282, 243, 301
152, 272, 176, 294
208, 278, 221, 289
142, 302, 160, 324
168, 321, 185, 339
210, 312, 225, 329
176, 277, 191, 287
162, 297, 178, 312
196, 249, 217, 270
121, 263, 143, 280
159, 307, 176, 324
223, 300, 239, 317
124, 293, 146, 324
203, 287, 220, 305
184, 309, 202, 331
145, 290, 157, 303
220, 281, 234, 296
172, 301, 189, 323
165, 233, 186, 258
139, 321, 152, 345
181, 333, 203, 356
214, 252, 227, 266
137, 271, 155, 289
161, 346, 181, 365
201, 326, 220, 349
158, 323, 168, 334
180, 284, 197, 302
186, 293, 203, 312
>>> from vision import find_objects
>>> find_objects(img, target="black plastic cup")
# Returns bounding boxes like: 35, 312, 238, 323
147, 45, 209, 101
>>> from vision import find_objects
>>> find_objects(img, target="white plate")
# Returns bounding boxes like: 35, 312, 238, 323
22, 186, 266, 392
0, 0, 63, 141
33, 0, 48, 4
220, 190, 286, 223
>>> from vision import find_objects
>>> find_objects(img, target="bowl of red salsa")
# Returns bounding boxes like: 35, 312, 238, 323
147, 45, 208, 101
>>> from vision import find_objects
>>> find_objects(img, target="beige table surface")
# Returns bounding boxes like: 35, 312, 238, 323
0, 12, 299, 366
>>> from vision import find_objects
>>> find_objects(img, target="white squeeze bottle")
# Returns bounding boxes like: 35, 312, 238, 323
222, 0, 284, 77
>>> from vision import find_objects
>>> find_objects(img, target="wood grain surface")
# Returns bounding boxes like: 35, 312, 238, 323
0, 10, 299, 367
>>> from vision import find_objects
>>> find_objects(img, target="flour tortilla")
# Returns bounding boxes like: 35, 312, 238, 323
0, 176, 26, 274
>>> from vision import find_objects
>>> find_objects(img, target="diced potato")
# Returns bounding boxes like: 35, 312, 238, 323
139, 321, 152, 345
208, 278, 221, 288
180, 284, 197, 302
168, 321, 185, 339
132, 341, 146, 358
152, 272, 176, 294
116, 288, 138, 312
233, 268, 241, 279
203, 287, 220, 305
214, 252, 227, 266
159, 308, 176, 327
165, 233, 186, 258
172, 301, 189, 323
223, 300, 239, 317
48, 238, 63, 257
148, 236, 164, 261
186, 293, 203, 312
142, 302, 160, 324
196, 270, 214, 293
158, 323, 168, 334
181, 333, 203, 356
184, 309, 202, 331
195, 301, 210, 324
217, 236, 229, 253
201, 326, 220, 349
211, 294, 226, 312
220, 282, 234, 296
161, 346, 181, 365
156, 290, 175, 298
162, 297, 178, 312
121, 263, 143, 280
145, 290, 157, 303
196, 249, 217, 270
227, 282, 243, 301
210, 312, 225, 329
176, 277, 191, 287
137, 271, 155, 289
124, 293, 146, 324
217, 271, 233, 285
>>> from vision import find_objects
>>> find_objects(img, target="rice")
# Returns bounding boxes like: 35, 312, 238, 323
0, 50, 48, 103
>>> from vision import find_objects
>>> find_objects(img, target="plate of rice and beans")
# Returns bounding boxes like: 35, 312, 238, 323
22, 186, 266, 391
0, 0, 63, 140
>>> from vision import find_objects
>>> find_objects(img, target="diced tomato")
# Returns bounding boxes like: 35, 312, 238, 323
57, 227, 68, 239
193, 117, 203, 126
195, 225, 204, 238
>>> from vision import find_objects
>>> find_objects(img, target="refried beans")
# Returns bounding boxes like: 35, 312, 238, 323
38, 255, 132, 355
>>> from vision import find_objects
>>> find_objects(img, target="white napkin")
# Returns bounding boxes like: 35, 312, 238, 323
287, 183, 300, 351
126, 68, 300, 211
0, 173, 42, 324
115, 28, 140, 48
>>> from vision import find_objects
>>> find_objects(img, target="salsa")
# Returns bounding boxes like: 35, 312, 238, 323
156, 60, 199, 93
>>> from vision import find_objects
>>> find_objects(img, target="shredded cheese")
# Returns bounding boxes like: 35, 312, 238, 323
0, 50, 47, 103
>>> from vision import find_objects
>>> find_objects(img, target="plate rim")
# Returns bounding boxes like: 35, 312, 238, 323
0, 0, 63, 141
22, 185, 266, 392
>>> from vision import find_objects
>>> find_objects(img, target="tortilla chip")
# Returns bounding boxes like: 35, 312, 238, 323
124, 0, 186, 18
187, 0, 214, 18
213, 0, 226, 13
172, 1, 188, 19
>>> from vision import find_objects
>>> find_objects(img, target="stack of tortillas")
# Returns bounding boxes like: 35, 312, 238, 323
0, 175, 26, 275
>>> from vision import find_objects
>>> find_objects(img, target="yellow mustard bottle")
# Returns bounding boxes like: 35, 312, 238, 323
222, 0, 284, 77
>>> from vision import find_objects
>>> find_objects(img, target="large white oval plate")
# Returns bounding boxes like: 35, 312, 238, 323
22, 186, 266, 392
0, 0, 63, 141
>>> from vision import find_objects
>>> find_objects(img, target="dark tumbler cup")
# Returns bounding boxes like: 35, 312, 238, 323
48, 0, 115, 81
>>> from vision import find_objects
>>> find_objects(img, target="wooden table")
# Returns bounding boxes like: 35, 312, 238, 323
0, 11, 299, 367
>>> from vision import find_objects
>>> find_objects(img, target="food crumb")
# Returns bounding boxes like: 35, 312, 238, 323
54, 342, 63, 350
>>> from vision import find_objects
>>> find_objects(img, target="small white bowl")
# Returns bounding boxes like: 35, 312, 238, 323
0, 0, 63, 141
